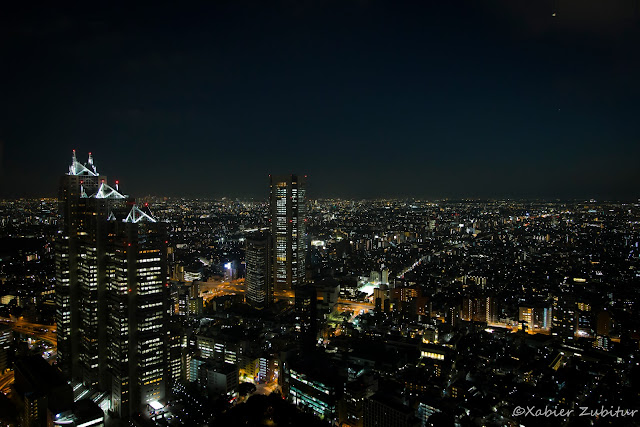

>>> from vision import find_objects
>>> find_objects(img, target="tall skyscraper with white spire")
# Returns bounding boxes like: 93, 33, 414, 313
55, 151, 168, 417
269, 174, 307, 292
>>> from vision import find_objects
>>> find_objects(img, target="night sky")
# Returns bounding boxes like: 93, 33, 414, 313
1, 1, 639, 200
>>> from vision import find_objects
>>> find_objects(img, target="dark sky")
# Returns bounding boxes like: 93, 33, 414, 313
1, 1, 639, 200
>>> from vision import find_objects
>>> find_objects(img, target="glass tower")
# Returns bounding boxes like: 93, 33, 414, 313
55, 151, 167, 417
245, 232, 272, 308
269, 174, 307, 292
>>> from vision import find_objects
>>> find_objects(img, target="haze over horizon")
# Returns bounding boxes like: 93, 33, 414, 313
1, 1, 639, 200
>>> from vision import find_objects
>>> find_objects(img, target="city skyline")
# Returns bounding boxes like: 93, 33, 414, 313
0, 150, 638, 425
6, 150, 639, 203
2, 2, 640, 426
13, 150, 640, 203
1, 1, 639, 200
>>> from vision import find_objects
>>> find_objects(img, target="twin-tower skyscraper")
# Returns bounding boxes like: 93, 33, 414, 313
55, 151, 167, 417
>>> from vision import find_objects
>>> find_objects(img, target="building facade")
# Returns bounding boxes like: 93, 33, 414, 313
363, 393, 418, 427
282, 356, 338, 424
269, 174, 306, 292
519, 305, 553, 332
245, 232, 272, 308
55, 151, 168, 418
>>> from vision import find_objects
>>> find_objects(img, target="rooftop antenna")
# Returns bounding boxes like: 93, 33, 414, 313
70, 149, 78, 175
88, 151, 98, 174
552, 0, 558, 17
115, 180, 119, 191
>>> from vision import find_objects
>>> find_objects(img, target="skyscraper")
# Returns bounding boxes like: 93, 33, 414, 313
269, 174, 307, 292
56, 150, 122, 386
553, 293, 577, 341
294, 285, 317, 350
461, 296, 497, 323
245, 232, 272, 309
55, 151, 168, 417
106, 215, 168, 416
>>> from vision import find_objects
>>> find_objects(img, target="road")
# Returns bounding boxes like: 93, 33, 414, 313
12, 325, 57, 345
398, 242, 464, 279
198, 279, 373, 312
255, 381, 279, 395
0, 317, 57, 346
199, 278, 246, 298
0, 317, 58, 395
0, 370, 14, 395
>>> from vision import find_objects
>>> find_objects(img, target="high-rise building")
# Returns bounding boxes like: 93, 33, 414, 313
461, 296, 497, 323
0, 324, 11, 373
339, 374, 378, 427
282, 353, 340, 424
13, 355, 73, 427
370, 271, 381, 284
519, 305, 553, 332
245, 232, 272, 309
106, 216, 167, 416
552, 293, 577, 341
55, 151, 168, 418
381, 268, 389, 285
596, 310, 613, 337
294, 285, 317, 349
269, 174, 306, 292
167, 323, 184, 385
56, 151, 125, 387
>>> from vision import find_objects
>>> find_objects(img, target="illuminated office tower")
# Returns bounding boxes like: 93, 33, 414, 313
56, 151, 168, 417
107, 212, 168, 416
381, 268, 389, 285
269, 174, 307, 292
245, 232, 272, 308
553, 294, 577, 341
56, 150, 124, 385
519, 305, 553, 332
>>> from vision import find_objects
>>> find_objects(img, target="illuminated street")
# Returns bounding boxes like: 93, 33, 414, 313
0, 317, 57, 346
198, 279, 373, 315
0, 370, 14, 395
